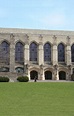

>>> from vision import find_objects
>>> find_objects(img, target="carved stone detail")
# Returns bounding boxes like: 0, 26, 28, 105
24, 34, 29, 44
53, 35, 57, 45
66, 36, 70, 45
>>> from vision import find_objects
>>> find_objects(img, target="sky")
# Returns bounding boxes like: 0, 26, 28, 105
0, 0, 74, 30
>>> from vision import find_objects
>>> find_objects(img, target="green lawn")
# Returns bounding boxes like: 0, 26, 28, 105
0, 82, 74, 116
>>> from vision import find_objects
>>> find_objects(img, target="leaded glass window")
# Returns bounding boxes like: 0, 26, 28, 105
30, 42, 37, 61
15, 42, 24, 62
58, 43, 65, 62
0, 41, 10, 63
44, 43, 51, 62
71, 44, 74, 62
15, 67, 24, 73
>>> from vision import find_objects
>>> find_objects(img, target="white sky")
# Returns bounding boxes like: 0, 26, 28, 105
0, 0, 74, 30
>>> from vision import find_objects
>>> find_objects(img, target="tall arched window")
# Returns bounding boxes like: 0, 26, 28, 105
71, 44, 74, 62
0, 41, 10, 63
30, 42, 37, 61
15, 42, 24, 62
58, 43, 65, 62
44, 43, 51, 62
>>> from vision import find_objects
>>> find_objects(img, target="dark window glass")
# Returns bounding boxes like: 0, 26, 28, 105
30, 42, 37, 61
44, 43, 51, 61
58, 43, 65, 62
15, 42, 24, 62
0, 41, 10, 63
71, 44, 74, 62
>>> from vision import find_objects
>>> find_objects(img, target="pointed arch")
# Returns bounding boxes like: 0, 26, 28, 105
71, 44, 74, 62
15, 42, 24, 62
59, 71, 66, 80
1, 40, 10, 45
58, 43, 65, 62
30, 42, 38, 61
15, 40, 24, 46
44, 42, 51, 62
30, 70, 38, 80
15, 67, 24, 73
44, 71, 52, 80
0, 41, 10, 63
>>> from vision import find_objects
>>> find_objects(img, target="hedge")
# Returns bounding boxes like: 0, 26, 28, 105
0, 76, 9, 82
17, 76, 29, 82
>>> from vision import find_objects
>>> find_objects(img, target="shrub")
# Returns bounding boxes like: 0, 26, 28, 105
0, 76, 9, 82
17, 76, 29, 82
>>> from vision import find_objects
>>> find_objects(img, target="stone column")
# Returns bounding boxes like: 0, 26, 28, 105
66, 36, 71, 66
10, 34, 15, 72
24, 44, 29, 65
28, 69, 30, 80
67, 65, 72, 80
38, 35, 44, 65
52, 35, 58, 65
38, 43, 44, 65
53, 65, 59, 80
40, 65, 44, 80
24, 34, 29, 75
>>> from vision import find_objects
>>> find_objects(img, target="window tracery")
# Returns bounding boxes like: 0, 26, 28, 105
58, 43, 65, 62
15, 42, 24, 62
44, 43, 51, 62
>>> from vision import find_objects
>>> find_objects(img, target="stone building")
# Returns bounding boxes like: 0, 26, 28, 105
0, 28, 74, 81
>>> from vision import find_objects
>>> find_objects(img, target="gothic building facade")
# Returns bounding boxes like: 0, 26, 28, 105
0, 28, 74, 81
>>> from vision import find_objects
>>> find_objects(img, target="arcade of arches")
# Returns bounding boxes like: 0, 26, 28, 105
0, 28, 74, 81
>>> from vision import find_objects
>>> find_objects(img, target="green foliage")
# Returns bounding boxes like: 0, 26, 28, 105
71, 74, 74, 81
0, 76, 9, 82
17, 76, 29, 82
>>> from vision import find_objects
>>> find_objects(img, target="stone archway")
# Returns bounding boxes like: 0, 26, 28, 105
59, 71, 66, 80
45, 71, 52, 80
30, 70, 38, 80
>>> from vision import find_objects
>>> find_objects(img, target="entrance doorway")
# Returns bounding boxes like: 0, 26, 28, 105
30, 70, 38, 80
45, 71, 52, 80
59, 71, 66, 80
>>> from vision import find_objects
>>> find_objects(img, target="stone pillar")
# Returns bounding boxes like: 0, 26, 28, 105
10, 34, 15, 72
28, 69, 30, 80
24, 44, 29, 65
52, 35, 58, 65
38, 35, 44, 65
24, 34, 29, 75
38, 43, 44, 65
67, 65, 72, 80
66, 36, 71, 65
40, 65, 44, 80
53, 65, 59, 80
56, 69, 59, 80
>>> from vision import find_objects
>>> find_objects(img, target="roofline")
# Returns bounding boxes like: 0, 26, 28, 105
0, 27, 74, 36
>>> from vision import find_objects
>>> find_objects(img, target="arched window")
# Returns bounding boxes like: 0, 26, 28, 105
15, 67, 24, 73
58, 43, 65, 62
0, 41, 10, 63
15, 42, 24, 62
44, 43, 51, 62
71, 44, 74, 62
0, 67, 9, 72
30, 42, 37, 61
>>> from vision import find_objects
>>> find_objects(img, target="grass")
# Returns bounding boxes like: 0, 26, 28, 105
0, 82, 74, 116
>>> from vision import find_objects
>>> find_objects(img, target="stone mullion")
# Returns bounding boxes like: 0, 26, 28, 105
24, 44, 29, 65
52, 45, 58, 65
66, 45, 71, 66
38, 44, 44, 65
10, 34, 15, 72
